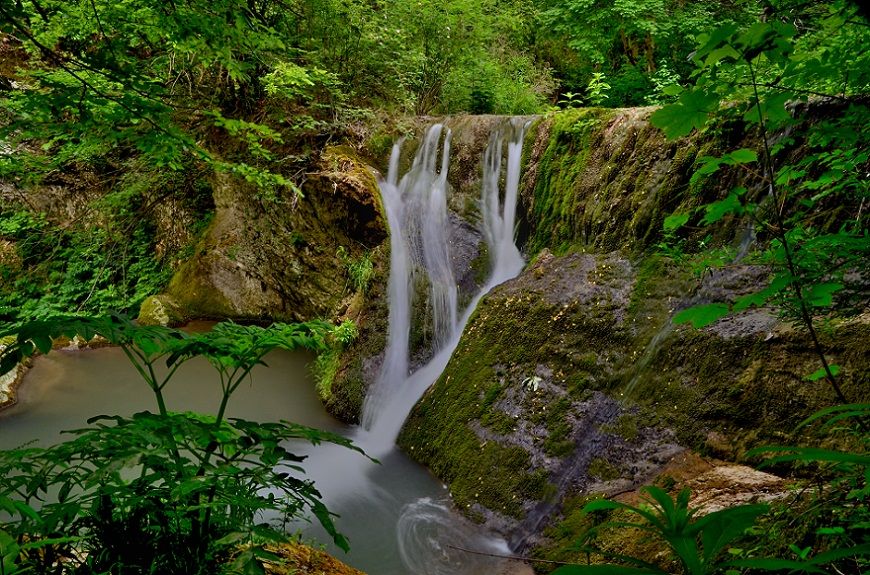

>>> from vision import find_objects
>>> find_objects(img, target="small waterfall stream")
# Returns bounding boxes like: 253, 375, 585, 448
361, 118, 527, 455
298, 118, 531, 574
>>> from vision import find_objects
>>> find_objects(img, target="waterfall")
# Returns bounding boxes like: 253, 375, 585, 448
360, 118, 529, 455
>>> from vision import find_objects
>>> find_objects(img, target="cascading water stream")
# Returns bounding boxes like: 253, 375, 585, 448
361, 118, 527, 455
294, 118, 532, 575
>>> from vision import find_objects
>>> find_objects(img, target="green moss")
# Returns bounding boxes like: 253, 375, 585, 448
542, 397, 574, 457
527, 109, 615, 255
534, 495, 599, 567
599, 414, 639, 442
136, 294, 185, 327
399, 297, 565, 518
587, 457, 622, 481
535, 501, 676, 573
520, 106, 772, 258
624, 319, 870, 455
469, 242, 491, 286
398, 265, 647, 519
478, 381, 517, 434
481, 410, 517, 435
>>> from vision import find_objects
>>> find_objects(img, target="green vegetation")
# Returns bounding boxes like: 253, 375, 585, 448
552, 407, 870, 574
0, 0, 868, 571
338, 247, 374, 295
313, 319, 358, 401
0, 315, 359, 575
0, 209, 172, 319
549, 3, 870, 573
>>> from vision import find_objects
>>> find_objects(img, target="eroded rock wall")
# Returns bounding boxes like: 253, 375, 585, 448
165, 148, 387, 322
390, 107, 870, 556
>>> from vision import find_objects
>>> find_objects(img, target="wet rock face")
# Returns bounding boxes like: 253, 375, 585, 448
398, 249, 870, 548
448, 212, 484, 303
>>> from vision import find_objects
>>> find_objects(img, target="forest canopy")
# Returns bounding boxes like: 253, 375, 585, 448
0, 0, 867, 320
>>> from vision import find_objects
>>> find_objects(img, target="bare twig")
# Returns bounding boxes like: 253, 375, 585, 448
446, 544, 574, 566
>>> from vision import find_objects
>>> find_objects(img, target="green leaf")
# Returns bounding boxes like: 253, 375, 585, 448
805, 365, 840, 382
696, 504, 769, 564
753, 446, 870, 467
809, 543, 870, 564
664, 213, 690, 233
673, 303, 730, 328
758, 92, 797, 125
31, 333, 53, 354
798, 403, 870, 429
650, 89, 720, 139
701, 191, 744, 225
703, 45, 741, 67
727, 149, 757, 164
805, 283, 843, 307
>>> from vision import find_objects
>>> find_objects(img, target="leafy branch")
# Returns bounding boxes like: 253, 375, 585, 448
0, 315, 363, 574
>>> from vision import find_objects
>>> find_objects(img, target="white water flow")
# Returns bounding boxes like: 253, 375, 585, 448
292, 119, 531, 574
360, 119, 527, 455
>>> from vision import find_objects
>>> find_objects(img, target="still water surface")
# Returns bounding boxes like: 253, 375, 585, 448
0, 344, 523, 574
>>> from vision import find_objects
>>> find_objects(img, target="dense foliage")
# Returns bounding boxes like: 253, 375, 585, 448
2, 0, 865, 321
0, 316, 360, 575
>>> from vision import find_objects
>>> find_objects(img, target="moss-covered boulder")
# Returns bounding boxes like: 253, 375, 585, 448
136, 294, 185, 326
166, 149, 387, 322
399, 253, 682, 537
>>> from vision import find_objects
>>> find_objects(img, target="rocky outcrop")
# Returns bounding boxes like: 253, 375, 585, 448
398, 248, 869, 550
380, 106, 870, 560
166, 148, 387, 322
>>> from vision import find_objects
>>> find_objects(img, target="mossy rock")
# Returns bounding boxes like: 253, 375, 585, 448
137, 294, 185, 326
166, 150, 387, 322
236, 541, 365, 575
517, 107, 786, 258
398, 252, 682, 534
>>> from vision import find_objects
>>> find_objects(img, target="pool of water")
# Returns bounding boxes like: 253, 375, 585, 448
0, 346, 527, 575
